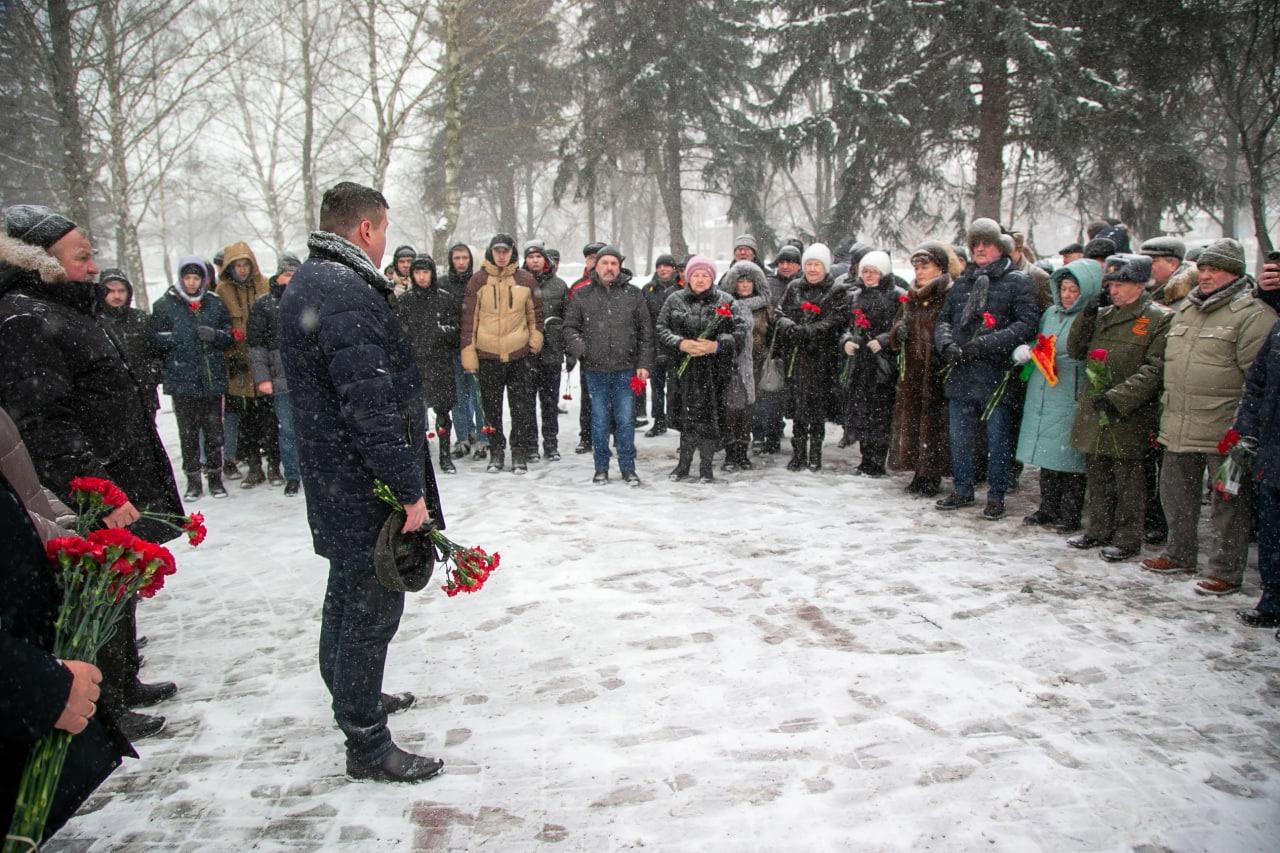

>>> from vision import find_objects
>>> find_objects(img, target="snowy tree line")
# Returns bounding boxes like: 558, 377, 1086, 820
1, 0, 1277, 309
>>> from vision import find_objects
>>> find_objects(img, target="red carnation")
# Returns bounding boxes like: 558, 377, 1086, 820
715, 304, 733, 318
187, 302, 200, 313
427, 431, 437, 440
69, 477, 129, 510
897, 294, 908, 304
982, 311, 996, 329
45, 535, 103, 566
1088, 348, 1108, 362
852, 308, 871, 329
630, 374, 647, 396
563, 394, 572, 400
182, 512, 207, 547
801, 301, 822, 315
1217, 427, 1241, 455
232, 327, 246, 342
436, 426, 447, 435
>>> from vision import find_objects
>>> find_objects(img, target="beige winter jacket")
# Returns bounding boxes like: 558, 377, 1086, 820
459, 260, 544, 371
217, 241, 271, 398
1158, 278, 1276, 453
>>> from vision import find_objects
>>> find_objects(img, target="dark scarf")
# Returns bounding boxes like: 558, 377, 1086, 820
959, 256, 1012, 327
307, 231, 393, 300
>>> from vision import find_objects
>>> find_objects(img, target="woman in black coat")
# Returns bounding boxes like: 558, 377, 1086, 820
837, 251, 901, 477
393, 255, 460, 473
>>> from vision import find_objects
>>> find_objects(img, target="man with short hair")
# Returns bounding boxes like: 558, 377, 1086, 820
248, 252, 303, 495
524, 241, 568, 459
640, 254, 681, 437
279, 181, 444, 783
569, 241, 605, 453
1142, 238, 1276, 596
385, 244, 416, 297
563, 246, 654, 485
440, 243, 486, 460
99, 268, 162, 414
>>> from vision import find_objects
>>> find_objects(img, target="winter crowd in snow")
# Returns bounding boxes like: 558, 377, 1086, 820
3, 183, 1280, 841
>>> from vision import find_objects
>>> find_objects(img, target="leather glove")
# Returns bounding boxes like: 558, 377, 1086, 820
1012, 344, 1032, 365
941, 344, 962, 365
196, 325, 217, 343
1091, 395, 1121, 419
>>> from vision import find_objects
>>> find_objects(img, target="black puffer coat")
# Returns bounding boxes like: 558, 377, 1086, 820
656, 286, 748, 439
839, 281, 901, 445
0, 236, 183, 544
935, 256, 1040, 405
771, 275, 851, 422
393, 279, 460, 411
563, 270, 656, 374
248, 278, 288, 393
532, 268, 569, 368
279, 232, 444, 563
99, 279, 161, 411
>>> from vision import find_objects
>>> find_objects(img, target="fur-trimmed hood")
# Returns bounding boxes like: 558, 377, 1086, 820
0, 233, 69, 289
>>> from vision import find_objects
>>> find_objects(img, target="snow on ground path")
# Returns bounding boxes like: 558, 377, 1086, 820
49, 397, 1280, 852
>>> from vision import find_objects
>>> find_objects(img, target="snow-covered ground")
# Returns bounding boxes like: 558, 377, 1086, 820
49, 394, 1280, 852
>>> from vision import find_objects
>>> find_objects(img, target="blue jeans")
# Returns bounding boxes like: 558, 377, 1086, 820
318, 557, 405, 763
585, 370, 637, 474
1257, 484, 1280, 614
451, 354, 487, 445
272, 393, 301, 481
948, 397, 1014, 501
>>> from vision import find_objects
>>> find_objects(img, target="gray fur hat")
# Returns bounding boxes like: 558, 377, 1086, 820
1102, 254, 1153, 284
965, 218, 1003, 251
276, 251, 302, 274
1139, 236, 1186, 261
1195, 238, 1246, 276
5, 204, 77, 249
732, 234, 759, 253
774, 245, 802, 264
1083, 237, 1117, 261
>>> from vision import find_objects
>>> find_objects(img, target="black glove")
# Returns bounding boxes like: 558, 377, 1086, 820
941, 344, 962, 365
564, 355, 578, 373
196, 325, 217, 343
1092, 395, 1120, 419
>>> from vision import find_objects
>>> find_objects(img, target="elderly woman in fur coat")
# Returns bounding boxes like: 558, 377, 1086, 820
888, 242, 962, 496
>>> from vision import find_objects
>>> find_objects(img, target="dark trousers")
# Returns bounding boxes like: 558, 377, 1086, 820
1256, 484, 1280, 614
533, 361, 561, 450
1161, 450, 1255, 584
1083, 455, 1145, 549
726, 405, 753, 454
319, 557, 405, 763
173, 395, 224, 474
753, 390, 784, 447
1037, 468, 1086, 527
226, 395, 278, 469
478, 357, 536, 457
578, 371, 593, 442
1144, 444, 1167, 536
649, 361, 669, 420
98, 598, 140, 713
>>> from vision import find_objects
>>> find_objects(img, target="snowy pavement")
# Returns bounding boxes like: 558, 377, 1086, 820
48, 398, 1280, 852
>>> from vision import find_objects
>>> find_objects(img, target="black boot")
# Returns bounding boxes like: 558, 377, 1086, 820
184, 476, 202, 500
807, 428, 824, 472
669, 438, 695, 481
786, 433, 807, 471
438, 440, 456, 474
222, 460, 242, 481
240, 460, 266, 489
346, 744, 444, 784
206, 470, 228, 499
698, 440, 716, 483
267, 462, 284, 486
736, 444, 753, 469
645, 418, 668, 437
486, 449, 505, 473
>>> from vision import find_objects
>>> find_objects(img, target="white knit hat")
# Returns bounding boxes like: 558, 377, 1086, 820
859, 250, 891, 277
801, 242, 833, 271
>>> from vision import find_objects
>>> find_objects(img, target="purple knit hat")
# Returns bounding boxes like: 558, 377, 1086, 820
683, 254, 716, 285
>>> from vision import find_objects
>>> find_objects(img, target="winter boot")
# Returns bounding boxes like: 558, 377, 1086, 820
207, 470, 228, 499
183, 476, 203, 500
438, 441, 456, 474
807, 429, 823, 472
512, 451, 528, 475
698, 440, 717, 483
736, 444, 753, 470
222, 460, 242, 481
267, 462, 284, 486
486, 449, 504, 473
786, 435, 808, 472
283, 480, 301, 496
722, 445, 739, 474
241, 460, 266, 489
452, 438, 471, 459
645, 418, 668, 438
669, 438, 695, 481
472, 444, 488, 461
545, 442, 561, 462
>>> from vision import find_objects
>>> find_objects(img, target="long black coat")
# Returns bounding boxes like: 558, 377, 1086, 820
935, 257, 1040, 405
99, 282, 161, 411
655, 286, 747, 439
280, 234, 444, 563
0, 239, 183, 544
771, 275, 851, 423
0, 474, 132, 842
839, 282, 900, 444
393, 283, 460, 411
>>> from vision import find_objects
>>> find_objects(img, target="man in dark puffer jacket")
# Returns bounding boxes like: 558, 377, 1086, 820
279, 182, 445, 784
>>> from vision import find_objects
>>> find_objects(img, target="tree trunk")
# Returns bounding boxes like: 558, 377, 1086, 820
643, 179, 657, 269
586, 191, 596, 243
1222, 132, 1239, 238
47, 0, 93, 235
972, 50, 1009, 221
1241, 134, 1275, 260
158, 180, 173, 290
300, 0, 319, 232
657, 120, 688, 260
433, 0, 463, 258
497, 169, 518, 236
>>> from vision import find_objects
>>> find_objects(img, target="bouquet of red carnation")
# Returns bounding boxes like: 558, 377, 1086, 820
839, 308, 872, 384
786, 301, 823, 378
6, 481, 190, 851
676, 303, 734, 378
629, 374, 647, 396
374, 481, 500, 597
1212, 428, 1256, 500
1085, 348, 1119, 454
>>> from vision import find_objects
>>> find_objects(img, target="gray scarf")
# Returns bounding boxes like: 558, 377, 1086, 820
959, 256, 1011, 327
1188, 276, 1250, 312
307, 231, 392, 297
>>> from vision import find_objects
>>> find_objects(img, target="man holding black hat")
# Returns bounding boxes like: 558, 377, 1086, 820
459, 233, 544, 473
279, 182, 443, 783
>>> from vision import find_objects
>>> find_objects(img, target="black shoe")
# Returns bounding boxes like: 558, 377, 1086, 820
762, 441, 781, 454
240, 465, 266, 489
917, 481, 940, 498
380, 691, 416, 714
786, 455, 805, 472
346, 744, 444, 784
207, 473, 228, 498
620, 471, 642, 487
512, 457, 528, 474
184, 478, 203, 500
452, 440, 471, 459
222, 461, 242, 481
267, 464, 284, 486
284, 479, 301, 496
438, 454, 456, 474
634, 417, 649, 429
1022, 510, 1055, 526
935, 493, 975, 511
1100, 545, 1140, 562
117, 709, 166, 741
546, 449, 561, 462
1144, 528, 1168, 546
981, 500, 1006, 521
486, 452, 505, 473
905, 477, 923, 495
124, 680, 177, 708
646, 420, 668, 437
737, 456, 753, 470
1052, 521, 1081, 534
592, 470, 609, 485
1067, 534, 1105, 550
669, 468, 690, 482
836, 434, 853, 449
472, 445, 488, 461
1237, 610, 1280, 629
575, 440, 593, 454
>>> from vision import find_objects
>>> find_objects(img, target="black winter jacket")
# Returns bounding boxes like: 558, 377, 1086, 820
533, 269, 569, 366
248, 279, 288, 393
152, 286, 234, 398
280, 232, 444, 563
1234, 318, 1280, 490
0, 238, 183, 544
771, 275, 851, 416
656, 286, 748, 437
99, 282, 161, 411
563, 270, 656, 374
393, 283, 460, 411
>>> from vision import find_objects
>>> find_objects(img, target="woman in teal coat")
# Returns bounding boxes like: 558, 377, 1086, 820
1014, 259, 1102, 532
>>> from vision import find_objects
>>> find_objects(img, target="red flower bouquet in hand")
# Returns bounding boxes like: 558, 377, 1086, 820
629, 374, 647, 396
69, 477, 128, 512
786, 301, 823, 378
676, 303, 734, 378
374, 481, 501, 598
1085, 348, 1119, 453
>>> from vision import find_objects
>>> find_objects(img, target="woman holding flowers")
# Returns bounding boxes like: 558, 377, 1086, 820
656, 255, 748, 482
1065, 255, 1171, 562
770, 243, 850, 472
837, 251, 901, 477
1014, 259, 1102, 533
